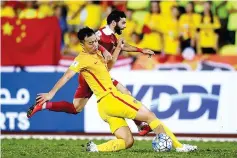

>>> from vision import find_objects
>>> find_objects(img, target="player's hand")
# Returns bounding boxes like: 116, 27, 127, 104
142, 49, 155, 58
103, 50, 112, 63
117, 38, 125, 49
36, 93, 53, 105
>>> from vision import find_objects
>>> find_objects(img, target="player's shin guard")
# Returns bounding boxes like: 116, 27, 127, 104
149, 119, 183, 148
97, 139, 126, 152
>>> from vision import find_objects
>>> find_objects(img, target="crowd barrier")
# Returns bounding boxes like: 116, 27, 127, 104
1, 68, 237, 137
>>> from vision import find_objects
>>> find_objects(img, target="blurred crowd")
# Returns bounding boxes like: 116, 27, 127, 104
1, 0, 237, 58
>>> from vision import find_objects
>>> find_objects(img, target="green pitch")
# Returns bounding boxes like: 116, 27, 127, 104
2, 139, 237, 158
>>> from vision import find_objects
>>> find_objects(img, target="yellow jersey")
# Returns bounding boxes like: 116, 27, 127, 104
69, 50, 117, 100
121, 19, 137, 43
179, 13, 201, 40
162, 18, 179, 55
38, 3, 54, 17
160, 1, 177, 18
64, 1, 86, 25
83, 4, 102, 29
198, 16, 220, 48
143, 13, 164, 51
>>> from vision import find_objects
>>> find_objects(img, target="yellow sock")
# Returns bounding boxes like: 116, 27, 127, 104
97, 139, 126, 152
161, 123, 183, 148
149, 119, 162, 130
149, 119, 183, 148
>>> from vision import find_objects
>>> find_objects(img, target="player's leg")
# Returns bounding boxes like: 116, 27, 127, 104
87, 116, 133, 152
134, 105, 183, 148
113, 126, 134, 149
114, 79, 152, 136
71, 75, 93, 113
101, 92, 185, 149
72, 98, 88, 112
135, 106, 197, 151
27, 74, 92, 118
27, 97, 88, 118
96, 120, 134, 152
27, 87, 91, 118
95, 126, 133, 152
135, 108, 197, 151
113, 79, 131, 95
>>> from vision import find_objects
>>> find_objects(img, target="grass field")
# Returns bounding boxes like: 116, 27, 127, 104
2, 139, 237, 158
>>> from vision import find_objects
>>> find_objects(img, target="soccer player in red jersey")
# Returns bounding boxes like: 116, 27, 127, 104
27, 10, 154, 136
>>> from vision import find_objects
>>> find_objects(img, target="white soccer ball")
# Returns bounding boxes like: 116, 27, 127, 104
152, 133, 172, 152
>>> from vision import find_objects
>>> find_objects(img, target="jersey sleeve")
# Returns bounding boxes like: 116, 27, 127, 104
69, 57, 86, 73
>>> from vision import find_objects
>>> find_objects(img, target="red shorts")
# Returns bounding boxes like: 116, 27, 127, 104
74, 74, 119, 98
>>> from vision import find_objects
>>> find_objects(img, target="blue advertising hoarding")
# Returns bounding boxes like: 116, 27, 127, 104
1, 71, 84, 132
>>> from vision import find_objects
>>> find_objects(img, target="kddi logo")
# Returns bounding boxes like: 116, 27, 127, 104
127, 84, 220, 119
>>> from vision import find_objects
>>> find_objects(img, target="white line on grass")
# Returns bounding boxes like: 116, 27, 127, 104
1, 134, 237, 142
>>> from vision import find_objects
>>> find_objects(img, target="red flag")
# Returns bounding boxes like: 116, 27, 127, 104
1, 17, 61, 66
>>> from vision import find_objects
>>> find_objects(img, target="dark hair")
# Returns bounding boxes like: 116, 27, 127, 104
107, 10, 126, 25
61, 5, 68, 18
77, 27, 95, 42
92, 1, 100, 5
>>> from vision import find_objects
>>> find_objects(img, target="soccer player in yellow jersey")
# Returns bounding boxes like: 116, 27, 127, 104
36, 27, 197, 152
28, 10, 154, 136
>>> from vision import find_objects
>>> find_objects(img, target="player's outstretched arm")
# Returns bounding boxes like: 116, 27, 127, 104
107, 39, 124, 70
36, 69, 77, 104
122, 42, 155, 56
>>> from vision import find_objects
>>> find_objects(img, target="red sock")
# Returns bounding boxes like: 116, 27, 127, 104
133, 120, 142, 126
46, 101, 78, 114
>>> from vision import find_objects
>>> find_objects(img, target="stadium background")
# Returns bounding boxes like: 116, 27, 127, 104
1, 0, 237, 142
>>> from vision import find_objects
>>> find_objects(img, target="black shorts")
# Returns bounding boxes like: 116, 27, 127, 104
181, 38, 196, 53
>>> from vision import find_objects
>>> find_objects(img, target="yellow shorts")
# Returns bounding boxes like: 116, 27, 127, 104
98, 91, 143, 133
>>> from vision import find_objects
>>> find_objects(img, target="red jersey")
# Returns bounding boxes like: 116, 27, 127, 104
96, 26, 117, 54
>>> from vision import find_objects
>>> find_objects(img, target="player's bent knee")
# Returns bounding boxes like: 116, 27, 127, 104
123, 131, 134, 148
124, 136, 134, 149
114, 126, 134, 149
73, 99, 88, 112
72, 102, 82, 112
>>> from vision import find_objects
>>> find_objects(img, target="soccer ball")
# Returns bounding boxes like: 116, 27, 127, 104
152, 133, 172, 152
